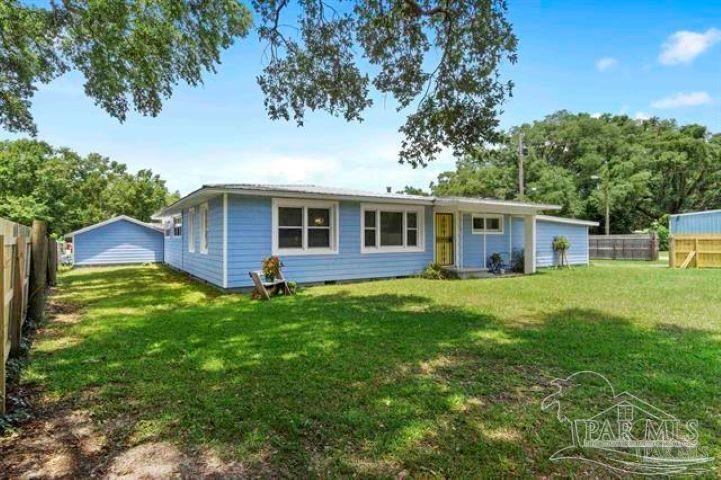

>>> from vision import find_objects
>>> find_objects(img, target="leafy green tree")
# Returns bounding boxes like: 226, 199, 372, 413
430, 112, 720, 234
3, 0, 516, 166
0, 139, 178, 233
397, 186, 430, 196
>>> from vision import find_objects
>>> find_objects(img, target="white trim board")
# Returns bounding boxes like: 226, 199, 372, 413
65, 215, 163, 239
222, 193, 228, 288
536, 215, 599, 227
669, 209, 721, 218
156, 184, 562, 217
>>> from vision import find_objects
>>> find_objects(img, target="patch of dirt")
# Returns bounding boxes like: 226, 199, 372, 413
0, 407, 104, 479
1, 407, 251, 479
1, 295, 249, 479
105, 442, 183, 479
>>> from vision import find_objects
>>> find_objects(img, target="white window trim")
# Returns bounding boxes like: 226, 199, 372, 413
272, 198, 339, 255
199, 202, 209, 254
360, 203, 425, 254
471, 214, 504, 235
188, 207, 195, 252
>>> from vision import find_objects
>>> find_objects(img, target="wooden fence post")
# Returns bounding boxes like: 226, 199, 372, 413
9, 236, 24, 357
27, 220, 48, 324
1, 234, 6, 414
47, 238, 58, 287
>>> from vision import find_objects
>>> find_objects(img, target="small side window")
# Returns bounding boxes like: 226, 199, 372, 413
173, 216, 182, 236
188, 208, 195, 252
199, 203, 209, 254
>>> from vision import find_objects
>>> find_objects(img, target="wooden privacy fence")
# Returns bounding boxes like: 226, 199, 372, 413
589, 233, 659, 261
670, 234, 721, 268
1, 217, 32, 414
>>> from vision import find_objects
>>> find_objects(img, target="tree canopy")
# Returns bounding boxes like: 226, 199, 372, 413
0, 139, 179, 234
430, 111, 721, 233
2, 0, 515, 166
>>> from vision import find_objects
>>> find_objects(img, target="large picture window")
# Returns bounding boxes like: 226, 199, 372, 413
273, 199, 338, 255
472, 214, 504, 234
361, 204, 424, 253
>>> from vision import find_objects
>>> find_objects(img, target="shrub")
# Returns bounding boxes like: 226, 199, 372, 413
421, 262, 455, 280
552, 236, 571, 267
650, 219, 669, 251
511, 249, 525, 272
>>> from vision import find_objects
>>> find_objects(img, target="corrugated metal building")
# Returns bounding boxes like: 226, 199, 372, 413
669, 209, 721, 235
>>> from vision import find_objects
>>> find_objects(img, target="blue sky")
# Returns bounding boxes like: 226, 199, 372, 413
3, 0, 720, 195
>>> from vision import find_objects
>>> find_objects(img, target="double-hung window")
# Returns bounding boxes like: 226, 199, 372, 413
472, 214, 504, 234
361, 204, 424, 253
187, 207, 195, 252
199, 202, 209, 254
273, 199, 338, 255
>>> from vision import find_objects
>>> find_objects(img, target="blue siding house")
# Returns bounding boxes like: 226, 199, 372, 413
67, 216, 164, 266
669, 209, 721, 235
157, 184, 597, 290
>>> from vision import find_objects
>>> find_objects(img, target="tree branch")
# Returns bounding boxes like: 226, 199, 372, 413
402, 0, 450, 17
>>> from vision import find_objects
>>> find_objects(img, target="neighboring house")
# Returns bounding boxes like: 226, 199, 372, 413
669, 209, 721, 235
156, 184, 598, 290
65, 215, 164, 266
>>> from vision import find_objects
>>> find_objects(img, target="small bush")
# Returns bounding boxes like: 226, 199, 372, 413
552, 236, 571, 267
511, 249, 525, 272
650, 219, 669, 251
420, 262, 455, 280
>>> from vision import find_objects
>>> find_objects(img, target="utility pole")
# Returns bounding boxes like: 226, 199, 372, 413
517, 132, 525, 200
604, 180, 610, 236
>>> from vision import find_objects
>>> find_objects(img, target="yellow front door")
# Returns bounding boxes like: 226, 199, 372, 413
435, 213, 454, 266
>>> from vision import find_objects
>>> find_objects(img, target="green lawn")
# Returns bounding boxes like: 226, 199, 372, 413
21, 263, 721, 477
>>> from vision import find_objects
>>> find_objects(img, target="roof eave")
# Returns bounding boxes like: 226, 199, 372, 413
434, 197, 562, 215
156, 186, 435, 216
536, 214, 599, 227
64, 215, 162, 239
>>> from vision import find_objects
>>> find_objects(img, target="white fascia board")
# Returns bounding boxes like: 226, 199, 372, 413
64, 215, 162, 239
536, 214, 599, 227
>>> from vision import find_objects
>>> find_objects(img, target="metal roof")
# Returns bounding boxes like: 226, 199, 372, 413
156, 183, 563, 217
669, 209, 721, 218
536, 214, 599, 227
64, 215, 163, 239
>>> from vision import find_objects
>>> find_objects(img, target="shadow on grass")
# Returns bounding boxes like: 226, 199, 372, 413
8, 266, 721, 478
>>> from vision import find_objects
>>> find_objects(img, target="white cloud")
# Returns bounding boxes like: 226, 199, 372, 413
590, 112, 603, 119
163, 142, 456, 196
650, 91, 713, 109
658, 28, 721, 65
634, 112, 651, 121
596, 57, 618, 72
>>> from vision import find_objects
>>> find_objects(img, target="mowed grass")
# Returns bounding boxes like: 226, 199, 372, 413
22, 263, 721, 477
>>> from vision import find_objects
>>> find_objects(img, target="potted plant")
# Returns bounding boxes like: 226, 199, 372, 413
262, 255, 284, 281
552, 236, 571, 267
489, 252, 504, 274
